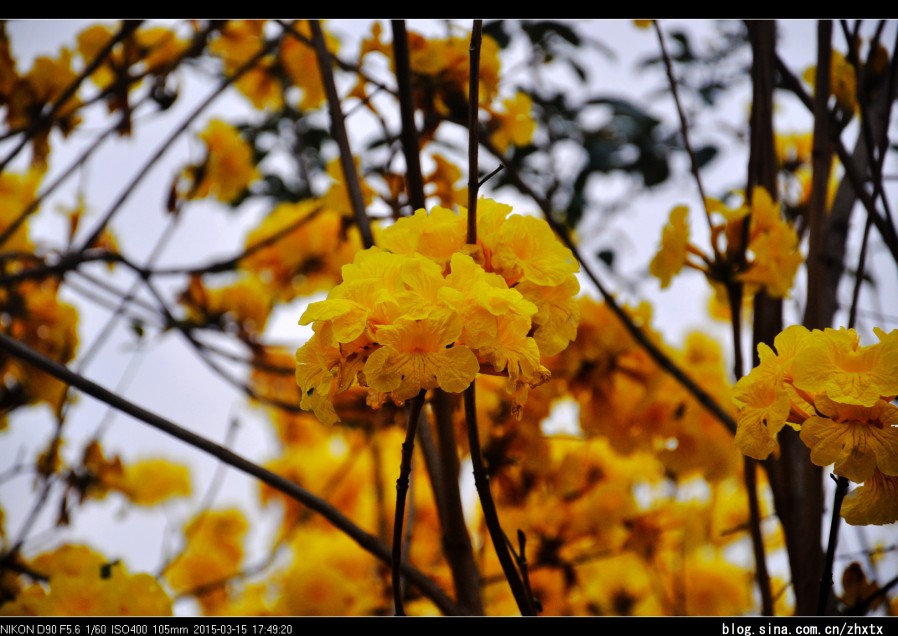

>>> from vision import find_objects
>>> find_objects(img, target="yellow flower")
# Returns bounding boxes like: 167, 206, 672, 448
425, 154, 466, 209
121, 458, 192, 506
242, 200, 361, 301
649, 205, 690, 288
841, 469, 898, 526
491, 213, 579, 288
279, 22, 337, 110
732, 325, 812, 460
185, 119, 259, 203
294, 327, 344, 425
803, 49, 857, 114
489, 91, 537, 154
164, 509, 248, 613
0, 170, 42, 252
799, 396, 898, 482
12, 545, 172, 616
792, 327, 898, 407
378, 206, 467, 272
362, 310, 479, 402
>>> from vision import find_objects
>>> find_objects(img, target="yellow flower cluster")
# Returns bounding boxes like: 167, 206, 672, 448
733, 325, 898, 525
650, 187, 802, 299
1, 545, 172, 616
295, 199, 580, 424
179, 119, 260, 203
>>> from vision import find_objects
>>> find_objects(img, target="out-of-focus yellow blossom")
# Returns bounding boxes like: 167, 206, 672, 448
136, 25, 189, 72
242, 199, 362, 301
488, 91, 537, 154
737, 188, 803, 297
360, 25, 501, 124
0, 24, 18, 98
649, 205, 690, 288
0, 170, 41, 252
209, 20, 266, 71
234, 63, 283, 111
279, 22, 336, 110
1, 545, 171, 616
679, 552, 755, 615
272, 527, 383, 615
181, 119, 260, 203
2, 279, 79, 416
164, 508, 248, 614
296, 199, 578, 422
652, 187, 802, 300
425, 154, 467, 209
6, 47, 82, 136
320, 156, 375, 216
80, 441, 126, 499
181, 274, 273, 335
76, 24, 124, 91
803, 49, 857, 114
78, 442, 190, 507
572, 554, 663, 615
839, 562, 881, 611
120, 458, 191, 506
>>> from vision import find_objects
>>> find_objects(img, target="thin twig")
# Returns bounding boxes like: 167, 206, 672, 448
653, 20, 716, 245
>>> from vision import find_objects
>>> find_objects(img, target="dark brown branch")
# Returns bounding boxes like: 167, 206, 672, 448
391, 392, 426, 616
430, 389, 484, 614
464, 385, 535, 615
391, 21, 427, 213
818, 474, 851, 615
0, 331, 463, 616
804, 21, 834, 330
308, 20, 375, 249
467, 20, 483, 245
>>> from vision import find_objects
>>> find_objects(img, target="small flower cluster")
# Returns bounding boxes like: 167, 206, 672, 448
650, 186, 802, 299
733, 325, 898, 525
295, 199, 580, 424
